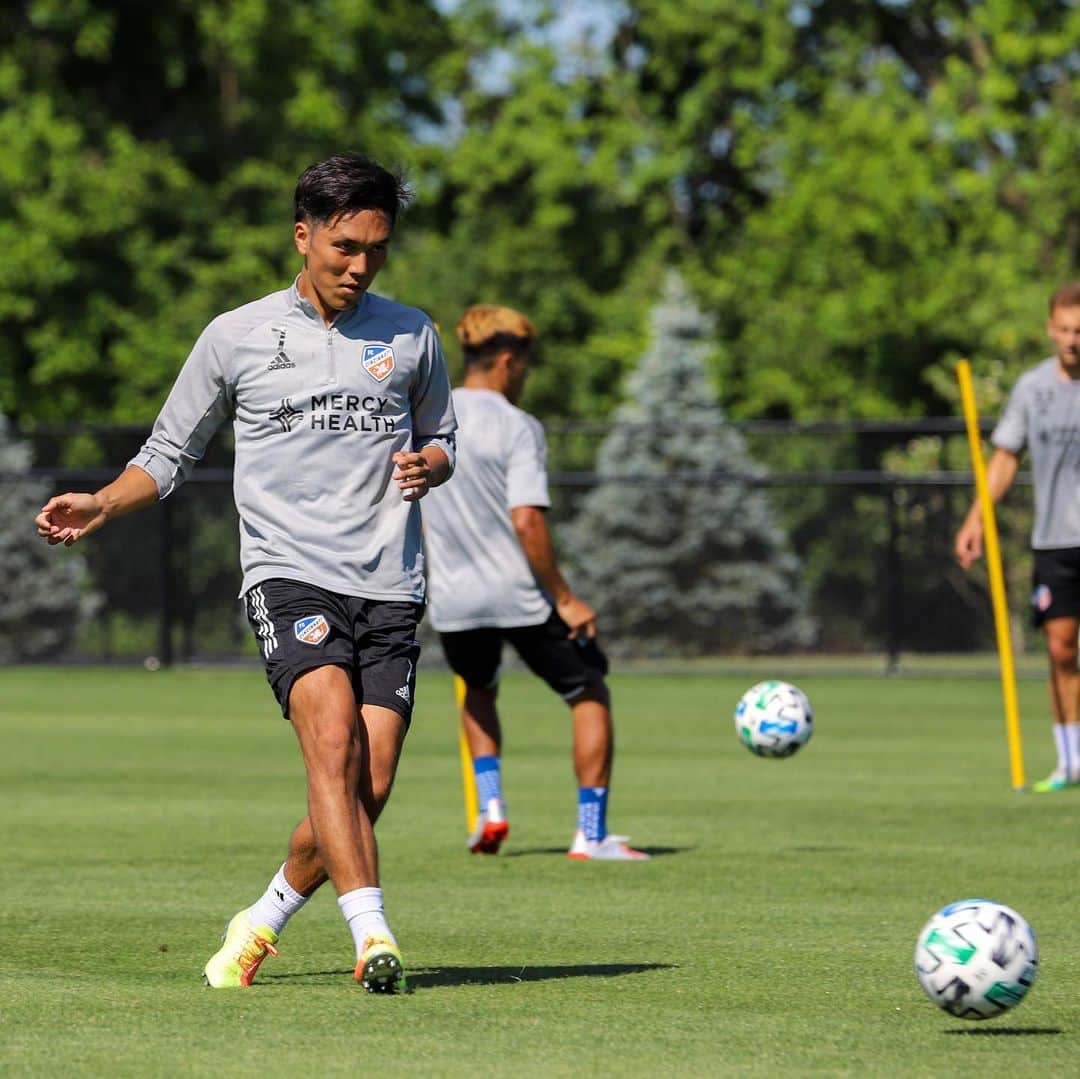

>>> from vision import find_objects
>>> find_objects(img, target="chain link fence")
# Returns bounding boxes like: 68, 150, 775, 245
6, 418, 1040, 673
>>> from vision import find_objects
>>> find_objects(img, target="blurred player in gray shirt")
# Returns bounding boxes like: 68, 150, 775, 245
956, 282, 1080, 792
35, 153, 457, 993
423, 305, 648, 860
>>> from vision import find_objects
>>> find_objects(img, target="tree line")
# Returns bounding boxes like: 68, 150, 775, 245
1, 1, 1075, 660
2, 0, 1077, 443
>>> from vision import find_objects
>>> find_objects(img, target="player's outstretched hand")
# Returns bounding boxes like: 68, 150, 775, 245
36, 493, 106, 546
556, 594, 598, 640
954, 518, 984, 570
392, 451, 431, 502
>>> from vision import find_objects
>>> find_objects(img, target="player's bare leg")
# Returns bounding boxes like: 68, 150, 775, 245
204, 663, 363, 990
283, 699, 404, 890
462, 685, 502, 757
288, 666, 373, 889
347, 702, 408, 992
567, 688, 648, 861
287, 670, 408, 990
1034, 616, 1080, 792
279, 818, 328, 895
282, 699, 406, 885
462, 686, 509, 853
570, 691, 613, 788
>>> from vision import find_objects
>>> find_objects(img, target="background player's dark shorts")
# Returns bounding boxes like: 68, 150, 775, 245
244, 578, 423, 722
440, 611, 609, 701
1030, 548, 1080, 627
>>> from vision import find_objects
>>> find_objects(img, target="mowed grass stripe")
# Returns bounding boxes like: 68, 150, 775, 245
1, 666, 1077, 1076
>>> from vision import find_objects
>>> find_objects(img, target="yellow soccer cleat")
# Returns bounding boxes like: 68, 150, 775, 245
203, 909, 279, 988
1031, 770, 1080, 793
354, 934, 408, 994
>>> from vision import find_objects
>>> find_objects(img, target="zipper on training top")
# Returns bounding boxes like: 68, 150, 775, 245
326, 327, 338, 387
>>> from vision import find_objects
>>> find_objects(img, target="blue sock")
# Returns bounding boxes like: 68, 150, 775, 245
578, 786, 608, 842
474, 755, 503, 806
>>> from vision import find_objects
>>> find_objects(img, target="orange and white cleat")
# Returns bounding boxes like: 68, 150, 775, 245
567, 830, 650, 861
203, 909, 279, 987
354, 934, 408, 994
468, 798, 509, 854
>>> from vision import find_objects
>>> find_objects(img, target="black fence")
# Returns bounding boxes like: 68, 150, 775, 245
7, 418, 1038, 671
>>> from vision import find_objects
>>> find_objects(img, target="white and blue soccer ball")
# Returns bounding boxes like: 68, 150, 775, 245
914, 899, 1038, 1020
734, 680, 813, 758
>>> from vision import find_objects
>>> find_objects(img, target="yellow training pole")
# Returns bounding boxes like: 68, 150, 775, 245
956, 359, 1026, 790
455, 675, 480, 831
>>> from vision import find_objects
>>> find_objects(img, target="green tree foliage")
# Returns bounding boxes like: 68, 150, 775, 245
5, 1, 1076, 433
3, 0, 1078, 660
605, 0, 1080, 417
385, 0, 667, 425
0, 0, 452, 434
390, 0, 1079, 439
559, 275, 816, 656
0, 414, 100, 659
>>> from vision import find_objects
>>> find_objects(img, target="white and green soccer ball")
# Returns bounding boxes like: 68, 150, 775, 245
914, 899, 1038, 1020
734, 680, 813, 758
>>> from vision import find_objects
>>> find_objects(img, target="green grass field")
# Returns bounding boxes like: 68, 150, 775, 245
2, 665, 1078, 1077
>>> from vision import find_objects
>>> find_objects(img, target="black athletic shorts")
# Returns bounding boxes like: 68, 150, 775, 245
440, 610, 609, 701
1031, 548, 1080, 627
244, 578, 423, 722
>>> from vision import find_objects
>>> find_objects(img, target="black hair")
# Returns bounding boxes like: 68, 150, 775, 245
293, 153, 412, 226
463, 333, 537, 370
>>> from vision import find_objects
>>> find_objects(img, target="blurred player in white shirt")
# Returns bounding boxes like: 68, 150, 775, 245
423, 305, 649, 860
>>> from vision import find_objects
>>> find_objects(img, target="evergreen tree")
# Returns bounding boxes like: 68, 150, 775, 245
559, 275, 815, 657
0, 415, 100, 660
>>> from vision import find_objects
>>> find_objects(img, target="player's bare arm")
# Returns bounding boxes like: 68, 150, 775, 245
392, 444, 450, 502
511, 504, 597, 639
35, 465, 159, 547
954, 448, 1020, 569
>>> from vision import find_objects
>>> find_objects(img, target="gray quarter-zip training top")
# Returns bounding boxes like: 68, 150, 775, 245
129, 281, 457, 602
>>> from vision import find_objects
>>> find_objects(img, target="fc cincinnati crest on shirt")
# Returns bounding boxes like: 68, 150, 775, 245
294, 614, 330, 645
361, 344, 395, 382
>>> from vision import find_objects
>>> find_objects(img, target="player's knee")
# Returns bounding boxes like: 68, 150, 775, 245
306, 721, 363, 776
357, 769, 396, 821
1046, 635, 1078, 670
368, 779, 394, 816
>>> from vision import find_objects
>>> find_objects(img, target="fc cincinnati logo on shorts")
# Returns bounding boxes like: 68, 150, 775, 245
294, 614, 330, 645
361, 344, 395, 382
1032, 584, 1053, 612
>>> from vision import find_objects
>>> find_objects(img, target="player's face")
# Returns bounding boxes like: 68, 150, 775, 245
294, 210, 392, 321
1048, 304, 1080, 370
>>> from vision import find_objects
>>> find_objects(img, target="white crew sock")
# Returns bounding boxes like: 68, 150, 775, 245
1065, 724, 1080, 780
1052, 724, 1069, 777
338, 887, 394, 958
247, 864, 310, 935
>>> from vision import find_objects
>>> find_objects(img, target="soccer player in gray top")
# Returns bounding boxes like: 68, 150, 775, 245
422, 304, 648, 860
955, 282, 1080, 792
35, 153, 457, 992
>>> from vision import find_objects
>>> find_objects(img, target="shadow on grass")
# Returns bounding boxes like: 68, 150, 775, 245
943, 1027, 1063, 1036
266, 962, 674, 990
408, 962, 674, 989
501, 846, 688, 858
